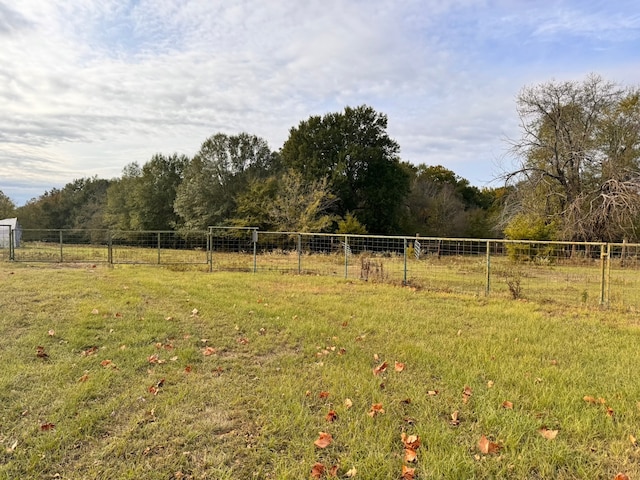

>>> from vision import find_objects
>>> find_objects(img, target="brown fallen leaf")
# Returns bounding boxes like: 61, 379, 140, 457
462, 386, 472, 404
319, 391, 330, 399
40, 422, 55, 431
48, 329, 55, 337
394, 361, 405, 372
614, 474, 630, 480
401, 432, 421, 450
450, 410, 460, 426
478, 435, 501, 454
344, 398, 353, 409
583, 395, 598, 404
202, 346, 216, 356
606, 407, 615, 417
36, 346, 48, 359
100, 359, 113, 367
325, 410, 338, 422
328, 464, 339, 477
401, 465, 416, 480
502, 401, 514, 409
538, 428, 558, 440
368, 403, 385, 417
345, 467, 357, 477
630, 434, 637, 447
427, 390, 439, 396
311, 462, 325, 479
404, 447, 418, 463
314, 432, 333, 449
373, 361, 388, 376
78, 373, 89, 383
81, 346, 98, 356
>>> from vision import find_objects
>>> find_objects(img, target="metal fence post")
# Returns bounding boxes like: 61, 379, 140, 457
485, 240, 491, 296
297, 234, 302, 274
59, 230, 63, 262
9, 226, 14, 261
344, 235, 349, 279
252, 229, 258, 273
157, 232, 161, 264
403, 238, 407, 285
599, 243, 606, 305
606, 243, 611, 305
108, 231, 113, 265
207, 228, 213, 272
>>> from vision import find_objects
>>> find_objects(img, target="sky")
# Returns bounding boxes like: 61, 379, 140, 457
1, 0, 639, 206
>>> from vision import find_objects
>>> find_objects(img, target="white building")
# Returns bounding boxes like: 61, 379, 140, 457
0, 218, 21, 248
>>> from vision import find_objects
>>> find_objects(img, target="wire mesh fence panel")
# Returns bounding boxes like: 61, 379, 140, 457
158, 231, 208, 265
210, 228, 256, 271
406, 238, 488, 295
255, 232, 302, 273
13, 229, 109, 262
607, 242, 640, 309
488, 241, 605, 306
110, 231, 163, 264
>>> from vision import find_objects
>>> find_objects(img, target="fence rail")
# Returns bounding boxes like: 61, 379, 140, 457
2, 227, 640, 309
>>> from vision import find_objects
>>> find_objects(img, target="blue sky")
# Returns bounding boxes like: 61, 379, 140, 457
1, 0, 639, 206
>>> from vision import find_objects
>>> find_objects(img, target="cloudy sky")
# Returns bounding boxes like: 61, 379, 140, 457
1, 0, 639, 206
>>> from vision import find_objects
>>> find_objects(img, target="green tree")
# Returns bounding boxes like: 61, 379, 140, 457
281, 105, 410, 234
403, 164, 496, 237
104, 163, 142, 231
504, 74, 640, 242
0, 191, 16, 219
174, 133, 277, 229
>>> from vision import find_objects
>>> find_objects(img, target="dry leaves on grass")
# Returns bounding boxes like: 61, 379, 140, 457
394, 361, 405, 372
401, 465, 416, 479
368, 403, 385, 417
538, 428, 558, 440
325, 410, 338, 422
314, 432, 333, 449
477, 435, 501, 455
373, 361, 388, 376
462, 386, 472, 404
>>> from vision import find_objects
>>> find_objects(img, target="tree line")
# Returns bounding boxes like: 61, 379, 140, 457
2, 75, 638, 242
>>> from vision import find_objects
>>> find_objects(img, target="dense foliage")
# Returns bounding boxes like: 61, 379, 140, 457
4, 105, 505, 236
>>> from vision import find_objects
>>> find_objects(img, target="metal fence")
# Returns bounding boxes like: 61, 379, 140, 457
2, 227, 640, 309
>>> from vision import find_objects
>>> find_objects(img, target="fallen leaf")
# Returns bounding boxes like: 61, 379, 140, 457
48, 329, 55, 337
427, 390, 439, 396
311, 462, 325, 479
190, 308, 199, 317
314, 432, 333, 449
614, 474, 630, 480
583, 395, 598, 404
344, 398, 353, 409
328, 464, 339, 477
395, 361, 406, 372
170, 356, 178, 362
606, 407, 615, 417
538, 428, 558, 440
100, 359, 113, 367
184, 365, 192, 373
478, 435, 501, 454
630, 434, 637, 447
36, 346, 48, 358
78, 374, 89, 383
401, 465, 416, 480
6, 440, 18, 453
373, 353, 380, 361
450, 410, 460, 426
487, 380, 494, 388
401, 432, 421, 450
325, 410, 338, 422
91, 309, 99, 315
345, 467, 357, 477
82, 346, 98, 356
40, 422, 55, 431
237, 337, 249, 345
404, 447, 418, 463
502, 401, 514, 409
368, 403, 385, 417
319, 391, 330, 399
148, 354, 160, 364
202, 346, 216, 356
373, 361, 388, 376
462, 386, 472, 403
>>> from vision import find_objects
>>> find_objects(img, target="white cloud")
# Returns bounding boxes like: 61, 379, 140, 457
1, 0, 639, 204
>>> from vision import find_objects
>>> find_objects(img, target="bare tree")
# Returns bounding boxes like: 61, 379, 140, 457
503, 74, 640, 242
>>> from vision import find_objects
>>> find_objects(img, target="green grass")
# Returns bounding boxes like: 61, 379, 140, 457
1, 263, 640, 479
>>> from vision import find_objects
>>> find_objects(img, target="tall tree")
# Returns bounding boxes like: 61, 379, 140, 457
504, 74, 640, 242
174, 133, 277, 229
0, 191, 16, 219
131, 153, 188, 230
281, 105, 410, 234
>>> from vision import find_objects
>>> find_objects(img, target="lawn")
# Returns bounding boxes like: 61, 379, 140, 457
0, 263, 639, 479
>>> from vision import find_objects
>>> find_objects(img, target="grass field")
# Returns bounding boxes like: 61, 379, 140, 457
1, 262, 640, 479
